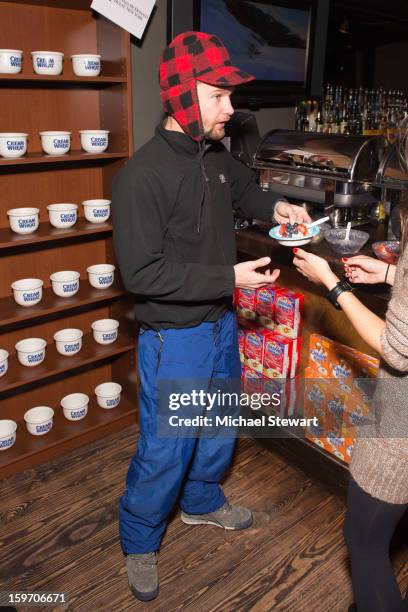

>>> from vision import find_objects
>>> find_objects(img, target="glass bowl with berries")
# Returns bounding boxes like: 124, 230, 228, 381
269, 222, 320, 246
372, 241, 400, 265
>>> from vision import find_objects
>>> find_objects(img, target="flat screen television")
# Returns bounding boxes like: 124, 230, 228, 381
167, 0, 328, 107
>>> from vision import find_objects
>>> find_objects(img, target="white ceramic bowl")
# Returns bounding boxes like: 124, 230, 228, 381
11, 278, 43, 307
50, 271, 80, 298
79, 130, 109, 154
7, 207, 39, 234
15, 338, 46, 367
31, 51, 63, 75
82, 199, 111, 224
71, 54, 101, 77
95, 382, 122, 409
47, 203, 78, 229
87, 264, 115, 289
0, 50, 23, 74
54, 328, 83, 356
0, 349, 9, 378
0, 420, 17, 450
39, 131, 71, 156
0, 133, 28, 158
269, 224, 321, 247
92, 319, 119, 345
61, 393, 89, 421
24, 406, 54, 436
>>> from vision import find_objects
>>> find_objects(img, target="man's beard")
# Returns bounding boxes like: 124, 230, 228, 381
204, 124, 226, 141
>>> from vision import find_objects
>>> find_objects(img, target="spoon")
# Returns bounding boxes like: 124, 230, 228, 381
306, 216, 330, 228
345, 221, 352, 241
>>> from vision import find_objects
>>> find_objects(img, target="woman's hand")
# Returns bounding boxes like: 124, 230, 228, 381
343, 255, 395, 285
274, 202, 312, 225
293, 248, 339, 289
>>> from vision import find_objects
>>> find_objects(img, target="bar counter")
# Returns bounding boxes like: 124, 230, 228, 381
236, 222, 390, 369
236, 223, 392, 488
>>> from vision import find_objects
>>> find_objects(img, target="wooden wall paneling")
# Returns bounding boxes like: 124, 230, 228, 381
0, 3, 98, 72
96, 12, 128, 77
100, 85, 129, 153
0, 238, 108, 299
0, 283, 125, 330
0, 362, 114, 422
0, 360, 137, 479
0, 304, 111, 352
111, 350, 139, 407
101, 159, 128, 207
0, 334, 134, 396
0, 87, 101, 152
0, 165, 108, 227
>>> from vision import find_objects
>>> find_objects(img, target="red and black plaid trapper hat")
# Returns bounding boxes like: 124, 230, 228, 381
159, 31, 254, 141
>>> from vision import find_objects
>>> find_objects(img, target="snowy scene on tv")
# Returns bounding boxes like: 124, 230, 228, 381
200, 0, 310, 82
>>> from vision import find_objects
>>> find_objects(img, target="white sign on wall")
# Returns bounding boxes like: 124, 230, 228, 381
91, 0, 155, 40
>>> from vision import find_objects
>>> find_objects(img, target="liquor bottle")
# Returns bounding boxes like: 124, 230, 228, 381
315, 110, 323, 133
340, 111, 348, 135
363, 107, 373, 136
326, 104, 334, 134
387, 107, 397, 144
303, 110, 310, 132
308, 100, 317, 132
295, 104, 303, 131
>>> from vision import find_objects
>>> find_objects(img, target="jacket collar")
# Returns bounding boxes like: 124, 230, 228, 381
156, 120, 200, 157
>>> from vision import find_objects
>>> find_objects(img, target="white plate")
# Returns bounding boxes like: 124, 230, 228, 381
269, 225, 320, 247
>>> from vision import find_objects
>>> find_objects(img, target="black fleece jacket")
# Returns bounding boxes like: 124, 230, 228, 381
112, 122, 283, 330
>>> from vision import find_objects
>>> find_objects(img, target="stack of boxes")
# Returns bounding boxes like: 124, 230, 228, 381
235, 287, 304, 416
303, 333, 379, 464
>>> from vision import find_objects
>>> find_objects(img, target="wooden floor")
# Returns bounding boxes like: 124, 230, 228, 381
2, 427, 407, 612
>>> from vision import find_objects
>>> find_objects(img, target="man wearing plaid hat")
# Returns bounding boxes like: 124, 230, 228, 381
112, 31, 310, 601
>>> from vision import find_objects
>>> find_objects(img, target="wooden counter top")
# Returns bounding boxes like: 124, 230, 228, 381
236, 222, 390, 305
235, 223, 390, 364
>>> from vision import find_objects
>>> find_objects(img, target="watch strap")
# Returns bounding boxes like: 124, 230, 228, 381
326, 276, 354, 310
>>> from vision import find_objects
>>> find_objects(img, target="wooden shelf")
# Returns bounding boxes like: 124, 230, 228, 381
0, 282, 125, 328
0, 0, 135, 477
0, 394, 137, 476
0, 151, 128, 167
0, 331, 135, 394
0, 73, 126, 84
0, 219, 112, 250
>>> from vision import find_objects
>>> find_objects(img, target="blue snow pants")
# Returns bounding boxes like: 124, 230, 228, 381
119, 309, 241, 554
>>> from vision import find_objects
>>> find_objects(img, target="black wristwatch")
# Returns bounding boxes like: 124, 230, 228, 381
326, 276, 354, 310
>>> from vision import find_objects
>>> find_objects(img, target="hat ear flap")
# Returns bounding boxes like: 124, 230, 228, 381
160, 80, 204, 142
191, 80, 205, 141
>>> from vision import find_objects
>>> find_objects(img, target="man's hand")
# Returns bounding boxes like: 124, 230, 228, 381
274, 201, 312, 225
234, 257, 280, 289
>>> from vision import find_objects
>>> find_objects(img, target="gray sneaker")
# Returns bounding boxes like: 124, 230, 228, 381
181, 501, 253, 531
126, 552, 159, 601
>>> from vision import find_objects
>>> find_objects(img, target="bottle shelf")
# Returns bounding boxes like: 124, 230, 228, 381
0, 394, 137, 475
0, 331, 135, 394
0, 281, 126, 329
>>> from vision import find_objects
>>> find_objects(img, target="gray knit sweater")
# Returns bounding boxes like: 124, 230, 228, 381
350, 243, 408, 504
